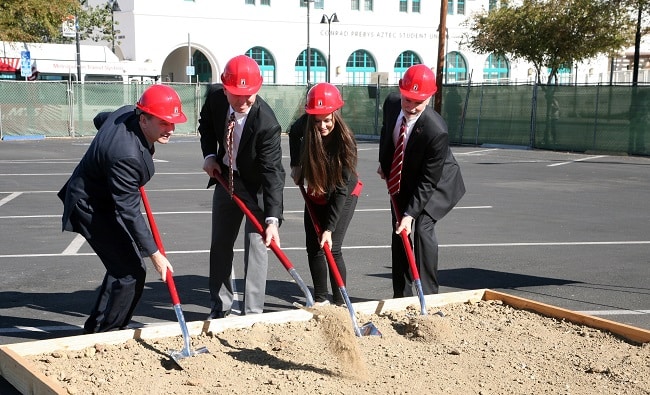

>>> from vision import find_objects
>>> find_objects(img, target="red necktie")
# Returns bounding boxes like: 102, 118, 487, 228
225, 112, 236, 197
388, 116, 407, 196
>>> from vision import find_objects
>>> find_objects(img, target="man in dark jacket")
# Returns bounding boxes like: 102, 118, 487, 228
198, 55, 285, 318
378, 64, 465, 297
58, 84, 187, 333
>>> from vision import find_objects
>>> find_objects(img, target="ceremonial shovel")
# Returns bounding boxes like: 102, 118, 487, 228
299, 185, 381, 337
139, 186, 209, 367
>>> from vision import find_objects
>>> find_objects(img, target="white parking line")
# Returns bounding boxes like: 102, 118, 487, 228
548, 155, 606, 167
2, 240, 649, 259
61, 234, 86, 255
0, 205, 488, 219
459, 148, 499, 155
0, 192, 21, 207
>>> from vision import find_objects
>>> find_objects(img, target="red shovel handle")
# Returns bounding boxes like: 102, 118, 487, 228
139, 186, 181, 306
211, 171, 296, 272
389, 194, 422, 283
298, 185, 346, 288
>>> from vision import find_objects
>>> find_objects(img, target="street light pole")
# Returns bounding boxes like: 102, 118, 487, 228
305, 0, 312, 86
75, 12, 81, 82
110, 0, 121, 54
320, 13, 339, 83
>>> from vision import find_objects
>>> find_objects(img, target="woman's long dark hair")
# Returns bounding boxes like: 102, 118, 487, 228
301, 111, 357, 196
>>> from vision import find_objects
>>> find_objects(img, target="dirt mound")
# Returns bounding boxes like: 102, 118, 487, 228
30, 300, 650, 394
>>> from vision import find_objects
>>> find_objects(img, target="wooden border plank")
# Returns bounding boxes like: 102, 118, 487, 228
483, 289, 650, 344
0, 346, 66, 394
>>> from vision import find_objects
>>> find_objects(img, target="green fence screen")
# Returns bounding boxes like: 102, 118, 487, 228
0, 81, 647, 156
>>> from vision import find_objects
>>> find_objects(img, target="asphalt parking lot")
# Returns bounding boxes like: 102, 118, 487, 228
1, 135, 649, 391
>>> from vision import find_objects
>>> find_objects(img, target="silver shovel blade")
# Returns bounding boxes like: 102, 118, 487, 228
169, 346, 209, 368
359, 322, 382, 337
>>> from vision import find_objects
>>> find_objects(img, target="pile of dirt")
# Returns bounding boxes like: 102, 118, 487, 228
29, 300, 649, 394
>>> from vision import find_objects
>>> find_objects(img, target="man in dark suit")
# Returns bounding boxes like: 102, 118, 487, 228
198, 55, 285, 318
378, 64, 465, 297
58, 84, 187, 333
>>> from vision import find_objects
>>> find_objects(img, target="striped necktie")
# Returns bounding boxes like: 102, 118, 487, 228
387, 116, 407, 196
225, 112, 236, 197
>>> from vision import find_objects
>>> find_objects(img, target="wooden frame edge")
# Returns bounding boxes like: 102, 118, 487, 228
483, 289, 650, 344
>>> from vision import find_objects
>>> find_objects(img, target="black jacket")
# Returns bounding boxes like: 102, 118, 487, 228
379, 92, 465, 221
58, 106, 158, 256
198, 85, 285, 220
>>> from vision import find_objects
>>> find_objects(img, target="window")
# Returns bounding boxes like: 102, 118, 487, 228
483, 53, 510, 82
489, 0, 507, 11
547, 63, 573, 84
345, 49, 376, 85
447, 0, 454, 15
295, 49, 326, 84
351, 0, 359, 10
445, 51, 468, 83
457, 0, 464, 15
399, 0, 407, 12
261, 0, 270, 5
412, 0, 420, 13
394, 51, 421, 83
192, 51, 212, 83
301, 0, 323, 8
245, 0, 255, 4
245, 47, 276, 83
364, 0, 373, 11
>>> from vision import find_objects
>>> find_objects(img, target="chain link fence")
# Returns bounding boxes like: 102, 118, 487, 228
0, 81, 647, 156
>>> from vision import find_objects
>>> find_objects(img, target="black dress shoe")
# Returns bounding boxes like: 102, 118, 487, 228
207, 309, 231, 320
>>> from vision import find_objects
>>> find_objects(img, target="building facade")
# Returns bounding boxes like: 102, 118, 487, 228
81, 0, 648, 85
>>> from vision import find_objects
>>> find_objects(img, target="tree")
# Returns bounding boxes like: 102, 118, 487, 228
0, 0, 80, 42
0, 0, 117, 45
466, 0, 636, 84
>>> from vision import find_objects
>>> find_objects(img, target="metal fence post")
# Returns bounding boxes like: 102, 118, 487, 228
374, 79, 380, 135
593, 84, 600, 150
475, 84, 484, 146
530, 81, 538, 149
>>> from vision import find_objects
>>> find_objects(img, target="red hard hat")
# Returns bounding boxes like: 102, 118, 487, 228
221, 55, 263, 95
136, 85, 187, 123
305, 83, 344, 115
398, 64, 437, 101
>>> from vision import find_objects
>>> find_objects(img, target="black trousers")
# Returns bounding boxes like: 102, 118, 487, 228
390, 208, 439, 298
304, 194, 357, 305
71, 205, 146, 333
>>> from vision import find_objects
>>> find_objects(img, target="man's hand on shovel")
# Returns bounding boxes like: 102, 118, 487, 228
264, 221, 281, 248
395, 214, 413, 236
150, 251, 174, 282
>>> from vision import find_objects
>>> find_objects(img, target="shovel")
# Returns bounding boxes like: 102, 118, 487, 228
211, 171, 315, 308
389, 194, 428, 316
299, 185, 381, 337
139, 186, 209, 367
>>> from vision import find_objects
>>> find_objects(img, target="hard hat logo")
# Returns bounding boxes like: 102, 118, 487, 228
412, 84, 420, 92
317, 99, 323, 107
239, 78, 247, 87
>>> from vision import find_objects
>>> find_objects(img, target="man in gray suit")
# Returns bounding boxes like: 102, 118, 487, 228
58, 85, 187, 333
198, 55, 285, 318
378, 64, 465, 297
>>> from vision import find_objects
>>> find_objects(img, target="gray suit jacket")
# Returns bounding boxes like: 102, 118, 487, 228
379, 92, 465, 221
